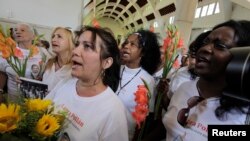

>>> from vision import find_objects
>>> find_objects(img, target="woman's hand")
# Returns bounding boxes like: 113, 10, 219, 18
157, 78, 169, 95
157, 78, 170, 111
15, 75, 22, 84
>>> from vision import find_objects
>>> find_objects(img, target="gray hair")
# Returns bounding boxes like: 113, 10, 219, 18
15, 23, 35, 35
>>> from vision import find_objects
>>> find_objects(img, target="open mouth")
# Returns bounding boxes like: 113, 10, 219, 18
72, 60, 82, 66
52, 44, 59, 47
196, 55, 211, 67
121, 50, 130, 57
197, 55, 209, 63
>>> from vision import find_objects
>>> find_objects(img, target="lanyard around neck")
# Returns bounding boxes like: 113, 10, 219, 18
117, 67, 141, 95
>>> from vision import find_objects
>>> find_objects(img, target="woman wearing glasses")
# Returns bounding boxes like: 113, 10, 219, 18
163, 20, 250, 141
117, 30, 161, 140
42, 27, 74, 92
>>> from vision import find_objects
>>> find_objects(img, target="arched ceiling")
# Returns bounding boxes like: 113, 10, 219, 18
82, 0, 177, 31
83, 0, 249, 32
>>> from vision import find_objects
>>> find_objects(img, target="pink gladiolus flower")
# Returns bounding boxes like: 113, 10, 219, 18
132, 84, 150, 129
14, 48, 24, 58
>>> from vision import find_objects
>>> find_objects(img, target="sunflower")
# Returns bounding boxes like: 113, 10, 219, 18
25, 99, 52, 112
36, 114, 60, 137
0, 103, 21, 133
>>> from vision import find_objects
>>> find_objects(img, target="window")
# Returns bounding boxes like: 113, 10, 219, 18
207, 3, 215, 15
169, 16, 175, 24
195, 2, 220, 19
153, 21, 158, 28
214, 2, 220, 14
195, 7, 201, 18
201, 5, 208, 17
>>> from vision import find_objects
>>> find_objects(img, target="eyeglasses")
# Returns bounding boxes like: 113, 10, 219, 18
203, 38, 231, 49
177, 96, 204, 127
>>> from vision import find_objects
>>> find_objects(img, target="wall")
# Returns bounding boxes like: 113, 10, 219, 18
98, 17, 126, 46
231, 4, 250, 20
0, 18, 53, 41
190, 1, 250, 45
1, 0, 250, 46
0, 0, 82, 40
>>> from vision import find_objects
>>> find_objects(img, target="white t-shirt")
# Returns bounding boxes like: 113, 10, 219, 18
168, 66, 198, 99
152, 68, 163, 85
116, 65, 155, 139
42, 63, 71, 92
0, 47, 49, 96
45, 78, 129, 141
163, 80, 248, 141
152, 67, 176, 83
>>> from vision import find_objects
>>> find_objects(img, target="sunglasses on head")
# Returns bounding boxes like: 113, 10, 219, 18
133, 32, 145, 48
177, 96, 204, 127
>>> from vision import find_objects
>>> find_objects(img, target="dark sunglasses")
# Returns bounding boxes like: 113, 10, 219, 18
177, 96, 204, 127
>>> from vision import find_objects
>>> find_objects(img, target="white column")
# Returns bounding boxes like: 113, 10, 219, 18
174, 0, 197, 47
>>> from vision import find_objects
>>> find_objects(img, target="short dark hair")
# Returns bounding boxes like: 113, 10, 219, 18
40, 40, 50, 49
189, 30, 211, 55
211, 20, 250, 118
213, 20, 250, 47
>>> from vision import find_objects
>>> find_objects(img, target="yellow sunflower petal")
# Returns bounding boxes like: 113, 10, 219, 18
0, 103, 20, 133
36, 114, 60, 137
25, 99, 52, 111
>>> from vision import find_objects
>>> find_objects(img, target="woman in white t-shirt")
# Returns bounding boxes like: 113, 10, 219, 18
118, 30, 161, 140
163, 20, 250, 141
45, 26, 128, 141
42, 27, 74, 92
0, 23, 50, 101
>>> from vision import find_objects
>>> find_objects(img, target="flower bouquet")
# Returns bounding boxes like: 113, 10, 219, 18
0, 24, 39, 77
132, 79, 151, 141
0, 98, 66, 141
154, 24, 184, 119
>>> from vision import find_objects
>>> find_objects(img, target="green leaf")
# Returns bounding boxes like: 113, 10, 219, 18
140, 78, 151, 99
6, 25, 11, 37
33, 34, 45, 45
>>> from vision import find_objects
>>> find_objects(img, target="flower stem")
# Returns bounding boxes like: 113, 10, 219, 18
137, 120, 146, 141
154, 92, 164, 120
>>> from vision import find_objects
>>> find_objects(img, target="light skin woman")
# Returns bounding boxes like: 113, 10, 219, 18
14, 23, 35, 49
0, 23, 50, 101
45, 26, 128, 141
42, 27, 74, 92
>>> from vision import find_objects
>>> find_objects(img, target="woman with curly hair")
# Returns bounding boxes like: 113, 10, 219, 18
117, 29, 161, 140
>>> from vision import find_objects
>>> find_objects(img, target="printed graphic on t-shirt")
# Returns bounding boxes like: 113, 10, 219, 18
186, 119, 207, 138
31, 63, 41, 80
61, 104, 84, 130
